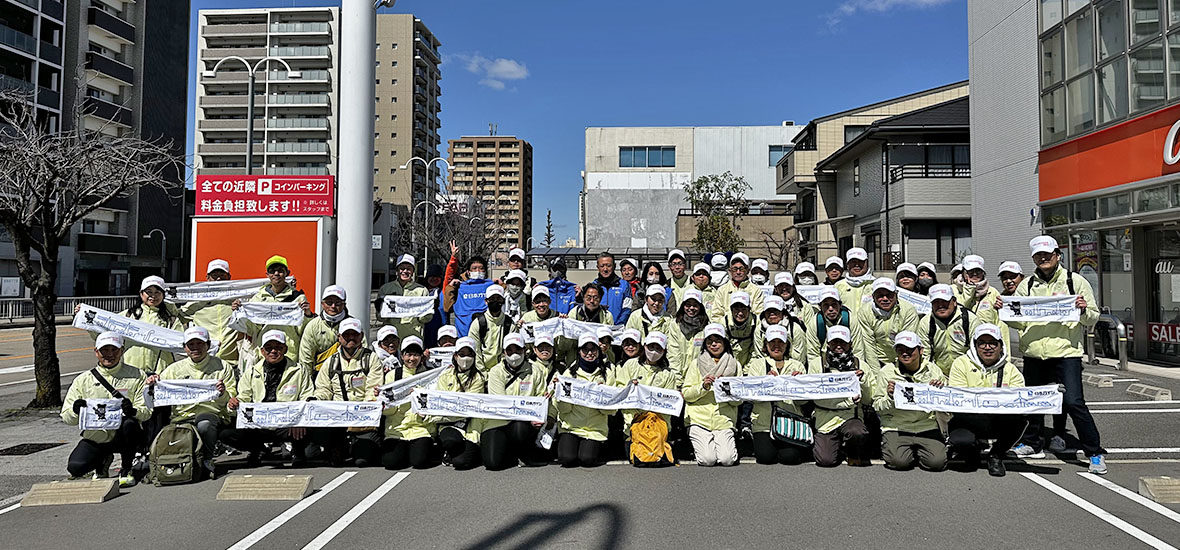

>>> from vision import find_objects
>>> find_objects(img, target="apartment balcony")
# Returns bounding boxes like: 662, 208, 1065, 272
77, 233, 128, 255
199, 95, 251, 107
0, 73, 34, 94
268, 94, 330, 106
0, 24, 37, 55
197, 143, 248, 154
265, 142, 328, 154
36, 86, 58, 109
269, 22, 330, 34
268, 166, 330, 175
88, 6, 135, 44
269, 69, 329, 82
414, 33, 439, 62
886, 164, 971, 184
414, 67, 428, 83
39, 40, 61, 64
198, 118, 263, 130
269, 46, 329, 58
200, 46, 267, 60
885, 164, 973, 216
201, 23, 267, 36
83, 97, 131, 127
8, 0, 38, 10
41, 0, 64, 22
196, 167, 249, 175
85, 51, 134, 85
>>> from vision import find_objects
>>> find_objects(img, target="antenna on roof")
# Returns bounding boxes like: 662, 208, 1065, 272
489, 123, 498, 136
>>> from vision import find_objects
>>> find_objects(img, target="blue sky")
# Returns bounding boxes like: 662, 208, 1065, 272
188, 0, 968, 245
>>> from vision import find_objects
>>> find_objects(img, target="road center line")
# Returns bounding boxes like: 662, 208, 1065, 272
1089, 401, 1180, 405
0, 503, 19, 516
1091, 409, 1180, 414
0, 369, 88, 388
226, 471, 356, 550
1079, 472, 1180, 525
300, 472, 410, 550
1021, 473, 1177, 550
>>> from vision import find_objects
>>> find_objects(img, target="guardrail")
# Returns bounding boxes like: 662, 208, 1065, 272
1087, 313, 1128, 371
0, 296, 140, 321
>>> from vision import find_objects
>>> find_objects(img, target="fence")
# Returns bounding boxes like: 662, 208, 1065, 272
0, 296, 140, 321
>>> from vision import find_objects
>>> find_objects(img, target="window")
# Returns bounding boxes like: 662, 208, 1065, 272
1131, 0, 1161, 44
1098, 57, 1129, 123
391, 79, 397, 85
1130, 39, 1165, 112
768, 145, 791, 166
1098, 1, 1126, 60
1042, 0, 1063, 31
936, 223, 972, 265
1136, 185, 1171, 211
1066, 0, 1089, 16
1042, 87, 1067, 143
1173, 0, 1180, 25
1065, 9, 1093, 78
1067, 74, 1096, 135
1099, 193, 1132, 216
618, 146, 675, 168
1042, 30, 1065, 88
852, 159, 861, 196
391, 114, 397, 120
844, 125, 868, 144
1169, 33, 1180, 99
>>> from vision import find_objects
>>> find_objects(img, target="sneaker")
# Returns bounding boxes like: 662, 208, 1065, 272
92, 454, 114, 479
202, 459, 217, 480
116, 469, 137, 488
1089, 454, 1108, 475
1010, 444, 1045, 459
987, 455, 1006, 477
1048, 435, 1069, 453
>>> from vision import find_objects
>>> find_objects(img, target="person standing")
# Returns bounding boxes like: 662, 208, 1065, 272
711, 253, 766, 322
667, 249, 691, 301
587, 253, 632, 324
918, 284, 982, 376
872, 331, 947, 472
626, 283, 675, 339
178, 259, 244, 370
298, 285, 355, 376
894, 263, 919, 293
835, 247, 874, 317
231, 256, 314, 365
855, 278, 920, 370
376, 254, 434, 340
468, 285, 511, 372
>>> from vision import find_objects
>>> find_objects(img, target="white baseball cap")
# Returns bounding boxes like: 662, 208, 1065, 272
396, 253, 416, 268
323, 284, 347, 301
917, 262, 937, 274
377, 325, 399, 343
774, 272, 795, 287
437, 325, 458, 340
893, 331, 921, 349
682, 288, 704, 306
998, 261, 1023, 276
645, 284, 666, 298
817, 286, 841, 304
729, 291, 751, 308
871, 277, 897, 293
531, 286, 550, 300
950, 264, 964, 276
895, 262, 917, 276
730, 252, 751, 267
846, 247, 868, 261
668, 249, 686, 262
621, 328, 642, 344
710, 254, 728, 268
508, 248, 526, 260
261, 330, 287, 346
703, 323, 726, 340
766, 324, 789, 343
206, 259, 230, 274
183, 326, 210, 343
693, 262, 711, 274
596, 326, 613, 340
962, 254, 985, 272
644, 331, 668, 349
1030, 235, 1059, 256
140, 275, 166, 292
506, 269, 527, 283
764, 295, 785, 312
535, 333, 555, 348
621, 258, 639, 270
826, 325, 852, 343
974, 323, 1003, 342
928, 284, 955, 302
456, 336, 477, 352
400, 336, 424, 352
794, 262, 816, 275
486, 284, 505, 299
95, 331, 124, 350
578, 332, 599, 348
752, 258, 769, 272
503, 333, 524, 350
824, 256, 844, 269
339, 318, 364, 335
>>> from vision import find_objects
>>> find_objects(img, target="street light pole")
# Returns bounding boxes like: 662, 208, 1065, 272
144, 229, 166, 279
202, 55, 300, 175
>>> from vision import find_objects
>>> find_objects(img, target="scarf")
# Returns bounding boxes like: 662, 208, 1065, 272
678, 312, 707, 337
323, 309, 347, 323
971, 279, 991, 300
697, 351, 739, 379
845, 274, 874, 287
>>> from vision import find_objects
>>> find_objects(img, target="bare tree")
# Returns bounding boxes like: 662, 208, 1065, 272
759, 229, 801, 271
543, 209, 555, 248
396, 199, 516, 269
0, 88, 183, 408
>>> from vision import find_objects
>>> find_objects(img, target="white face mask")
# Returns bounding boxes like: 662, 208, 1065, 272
797, 274, 817, 285
505, 353, 524, 367
469, 271, 485, 280
455, 355, 476, 371
324, 310, 347, 323
507, 284, 524, 297
646, 275, 660, 284
644, 349, 663, 363
751, 274, 768, 285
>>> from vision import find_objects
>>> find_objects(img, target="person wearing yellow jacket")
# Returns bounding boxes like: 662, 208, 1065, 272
618, 328, 643, 364
307, 318, 383, 467
468, 284, 511, 373
682, 324, 740, 466
298, 285, 357, 377
686, 262, 719, 320
61, 332, 150, 485
222, 330, 313, 467
667, 249, 691, 302
480, 333, 552, 470
428, 336, 487, 470
367, 336, 436, 471
813, 325, 878, 467
745, 324, 812, 465
855, 277, 921, 370
918, 284, 983, 376
626, 284, 676, 339
149, 326, 237, 479
178, 259, 243, 369
999, 236, 1106, 473
667, 288, 708, 378
804, 287, 863, 373
834, 248, 874, 318
231, 255, 315, 366
78, 275, 186, 376
947, 324, 1028, 477
872, 331, 947, 471
375, 253, 434, 339
555, 332, 614, 467
753, 296, 809, 365
710, 253, 765, 322
517, 286, 572, 361
723, 291, 758, 366
612, 331, 683, 434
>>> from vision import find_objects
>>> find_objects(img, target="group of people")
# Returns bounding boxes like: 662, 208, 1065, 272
61, 234, 1107, 486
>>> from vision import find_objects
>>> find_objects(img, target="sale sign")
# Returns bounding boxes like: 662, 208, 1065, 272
1149, 322, 1180, 345
195, 175, 334, 217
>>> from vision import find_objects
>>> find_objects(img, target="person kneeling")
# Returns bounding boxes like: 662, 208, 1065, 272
222, 330, 313, 467
480, 333, 552, 470
873, 331, 947, 472
745, 325, 812, 465
555, 333, 611, 468
370, 335, 436, 470
947, 324, 1027, 477
425, 337, 486, 470
683, 324, 739, 467
812, 325, 877, 467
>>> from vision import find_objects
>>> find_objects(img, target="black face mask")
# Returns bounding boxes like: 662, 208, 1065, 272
826, 349, 856, 371
488, 302, 503, 314
917, 278, 935, 290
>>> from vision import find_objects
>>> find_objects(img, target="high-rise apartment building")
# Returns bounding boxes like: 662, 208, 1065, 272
448, 136, 533, 249
373, 14, 441, 208
0, 0, 65, 130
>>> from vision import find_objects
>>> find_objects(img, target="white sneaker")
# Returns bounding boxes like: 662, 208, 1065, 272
1048, 435, 1069, 453
1010, 444, 1045, 459
1089, 454, 1108, 475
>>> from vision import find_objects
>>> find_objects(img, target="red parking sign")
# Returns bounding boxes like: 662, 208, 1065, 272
195, 175, 335, 217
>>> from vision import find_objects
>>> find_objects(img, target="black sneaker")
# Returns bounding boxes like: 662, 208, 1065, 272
987, 455, 1006, 477
94, 453, 114, 479
246, 451, 263, 468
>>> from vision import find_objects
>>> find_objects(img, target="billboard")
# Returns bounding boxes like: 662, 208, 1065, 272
195, 175, 335, 217
190, 217, 330, 305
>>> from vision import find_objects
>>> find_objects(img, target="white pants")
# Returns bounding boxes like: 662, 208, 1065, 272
688, 425, 738, 467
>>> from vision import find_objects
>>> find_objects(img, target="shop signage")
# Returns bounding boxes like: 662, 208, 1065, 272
1165, 119, 1180, 165
1149, 322, 1180, 344
195, 175, 335, 217
1158, 261, 1176, 274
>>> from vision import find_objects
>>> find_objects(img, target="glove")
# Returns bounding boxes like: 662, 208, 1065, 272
72, 398, 87, 414
120, 398, 135, 416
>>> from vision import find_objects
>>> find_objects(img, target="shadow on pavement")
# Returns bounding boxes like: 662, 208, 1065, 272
460, 502, 626, 550
1006, 462, 1062, 475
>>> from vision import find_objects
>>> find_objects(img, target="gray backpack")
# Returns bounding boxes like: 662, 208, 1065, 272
149, 423, 202, 486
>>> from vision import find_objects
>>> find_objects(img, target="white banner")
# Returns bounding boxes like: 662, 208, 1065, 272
553, 376, 684, 416
712, 372, 862, 403
796, 285, 825, 304
379, 295, 436, 319
426, 346, 455, 369
164, 278, 281, 303
148, 379, 221, 408
892, 383, 1063, 414
411, 389, 548, 423
898, 288, 932, 315
236, 400, 383, 429
521, 318, 626, 344
74, 304, 187, 353
377, 367, 445, 407
79, 398, 123, 430
999, 295, 1080, 323
228, 302, 306, 331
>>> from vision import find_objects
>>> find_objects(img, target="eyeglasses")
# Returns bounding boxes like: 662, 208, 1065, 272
976, 340, 1001, 349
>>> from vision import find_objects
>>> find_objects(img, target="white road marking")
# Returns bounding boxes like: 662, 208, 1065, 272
0, 369, 87, 388
1091, 409, 1180, 414
226, 471, 356, 550
1112, 379, 1141, 383
1021, 473, 1177, 550
0, 365, 33, 375
1090, 401, 1180, 405
1098, 448, 1180, 454
300, 472, 410, 550
1079, 472, 1180, 525
0, 503, 19, 516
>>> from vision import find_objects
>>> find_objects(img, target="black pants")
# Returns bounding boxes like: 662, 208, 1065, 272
438, 427, 481, 470
190, 413, 226, 463
737, 402, 753, 431
948, 413, 1027, 460
67, 417, 142, 477
381, 438, 435, 470
349, 430, 384, 467
751, 432, 810, 465
220, 427, 310, 459
1021, 357, 1105, 457
306, 428, 347, 464
481, 421, 544, 470
556, 433, 604, 467
144, 406, 171, 452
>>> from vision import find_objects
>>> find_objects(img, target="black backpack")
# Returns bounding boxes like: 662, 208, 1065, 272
928, 306, 972, 356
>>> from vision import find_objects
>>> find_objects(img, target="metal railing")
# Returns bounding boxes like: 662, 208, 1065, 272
887, 164, 971, 183
270, 22, 330, 33
1087, 313, 1128, 371
0, 296, 140, 321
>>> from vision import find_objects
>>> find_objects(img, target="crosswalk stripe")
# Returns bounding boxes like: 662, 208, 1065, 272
1022, 473, 1177, 550
1079, 472, 1180, 525
300, 472, 410, 550
227, 471, 356, 550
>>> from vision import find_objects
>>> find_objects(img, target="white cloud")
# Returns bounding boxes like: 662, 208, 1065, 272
447, 52, 529, 91
827, 0, 955, 27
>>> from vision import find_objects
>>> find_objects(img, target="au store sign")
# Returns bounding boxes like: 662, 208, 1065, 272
196, 175, 335, 217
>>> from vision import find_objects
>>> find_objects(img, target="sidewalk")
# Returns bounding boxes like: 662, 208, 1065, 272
0, 409, 76, 502
0, 315, 73, 330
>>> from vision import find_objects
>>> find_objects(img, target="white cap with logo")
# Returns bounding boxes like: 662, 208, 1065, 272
506, 269, 527, 283
846, 248, 868, 261
531, 286, 550, 300
729, 291, 751, 308
950, 264, 964, 275
893, 331, 921, 349
396, 254, 416, 268
693, 262, 711, 274
824, 256, 844, 269
339, 318, 364, 335
895, 262, 917, 276
323, 284, 347, 301
140, 275, 166, 292
206, 259, 230, 274
377, 325, 399, 343
795, 262, 816, 275
644, 331, 668, 349
928, 284, 955, 302
774, 272, 795, 286
703, 323, 726, 340
752, 258, 769, 272
456, 336, 477, 352
621, 328, 642, 344
183, 326, 210, 343
998, 261, 1023, 275
974, 323, 1003, 342
962, 254, 985, 272
503, 333, 525, 350
535, 333, 555, 347
95, 331, 124, 350
765, 324, 788, 343
764, 295, 785, 312
486, 284, 505, 299
261, 330, 287, 346
509, 248, 526, 260
668, 249, 686, 262
401, 336, 424, 352
596, 326, 613, 341
872, 277, 897, 293
682, 288, 704, 306
646, 284, 666, 298
578, 332, 599, 348
437, 325, 458, 340
730, 252, 750, 267
817, 286, 841, 304
826, 325, 852, 343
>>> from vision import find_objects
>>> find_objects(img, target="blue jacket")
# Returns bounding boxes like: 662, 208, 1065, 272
539, 278, 578, 315
595, 275, 631, 324
454, 278, 493, 337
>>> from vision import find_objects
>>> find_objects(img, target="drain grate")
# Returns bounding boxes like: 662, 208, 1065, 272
0, 442, 66, 456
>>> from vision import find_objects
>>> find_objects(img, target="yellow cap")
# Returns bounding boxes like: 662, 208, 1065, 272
265, 255, 288, 270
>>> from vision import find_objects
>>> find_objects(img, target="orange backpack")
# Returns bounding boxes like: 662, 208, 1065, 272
629, 412, 674, 467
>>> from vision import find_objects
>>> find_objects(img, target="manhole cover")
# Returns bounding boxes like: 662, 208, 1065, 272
0, 442, 66, 456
